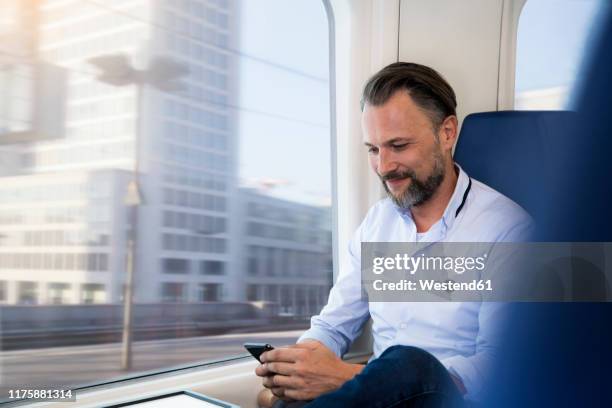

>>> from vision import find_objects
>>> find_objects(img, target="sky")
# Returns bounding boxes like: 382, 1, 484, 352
236, 0, 331, 206
235, 0, 603, 205
515, 0, 603, 92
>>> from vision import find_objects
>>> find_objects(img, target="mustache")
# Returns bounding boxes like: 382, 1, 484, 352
380, 169, 417, 182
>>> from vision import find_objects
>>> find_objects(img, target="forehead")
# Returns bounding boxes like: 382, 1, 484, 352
361, 91, 432, 143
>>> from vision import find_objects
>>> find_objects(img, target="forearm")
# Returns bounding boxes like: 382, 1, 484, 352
299, 291, 371, 358
298, 327, 347, 358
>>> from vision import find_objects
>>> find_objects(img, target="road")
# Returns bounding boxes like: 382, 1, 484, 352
0, 329, 304, 399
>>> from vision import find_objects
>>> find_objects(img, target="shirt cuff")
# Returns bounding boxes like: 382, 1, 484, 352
440, 355, 483, 401
297, 326, 345, 357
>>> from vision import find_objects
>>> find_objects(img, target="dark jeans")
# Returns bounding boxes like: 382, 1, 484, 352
272, 345, 465, 408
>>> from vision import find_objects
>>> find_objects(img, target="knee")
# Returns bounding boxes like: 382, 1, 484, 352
381, 345, 439, 363
379, 345, 448, 378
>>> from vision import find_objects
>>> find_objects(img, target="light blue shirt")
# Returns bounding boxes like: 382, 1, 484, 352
298, 165, 533, 401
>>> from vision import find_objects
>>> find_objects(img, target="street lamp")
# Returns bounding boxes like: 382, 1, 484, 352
88, 53, 187, 370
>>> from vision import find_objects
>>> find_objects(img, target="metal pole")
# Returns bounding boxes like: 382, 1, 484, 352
121, 235, 135, 370
121, 81, 143, 371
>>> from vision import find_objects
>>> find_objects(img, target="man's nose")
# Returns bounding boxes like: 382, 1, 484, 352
377, 150, 397, 176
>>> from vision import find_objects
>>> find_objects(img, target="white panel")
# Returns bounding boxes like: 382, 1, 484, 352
128, 394, 226, 407
399, 0, 504, 124
498, 0, 528, 110
329, 0, 400, 274
328, 0, 400, 356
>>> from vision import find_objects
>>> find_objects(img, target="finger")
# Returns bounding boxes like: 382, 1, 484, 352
271, 386, 285, 398
262, 375, 271, 388
270, 374, 301, 389
284, 388, 306, 401
262, 376, 273, 388
255, 364, 266, 377
255, 364, 273, 377
266, 362, 296, 376
262, 375, 289, 388
261, 347, 302, 363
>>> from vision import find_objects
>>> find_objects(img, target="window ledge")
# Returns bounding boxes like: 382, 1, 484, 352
20, 357, 261, 408
14, 353, 372, 408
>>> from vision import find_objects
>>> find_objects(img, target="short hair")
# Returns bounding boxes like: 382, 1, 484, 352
360, 62, 457, 130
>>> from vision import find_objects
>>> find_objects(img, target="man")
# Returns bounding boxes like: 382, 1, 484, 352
255, 62, 532, 407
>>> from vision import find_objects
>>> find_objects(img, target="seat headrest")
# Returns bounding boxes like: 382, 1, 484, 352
453, 110, 575, 220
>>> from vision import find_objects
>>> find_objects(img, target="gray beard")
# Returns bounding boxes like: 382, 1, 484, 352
381, 152, 446, 209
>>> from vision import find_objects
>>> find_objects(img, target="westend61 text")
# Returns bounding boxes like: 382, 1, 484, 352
372, 279, 493, 292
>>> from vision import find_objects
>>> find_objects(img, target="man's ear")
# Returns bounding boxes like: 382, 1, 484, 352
438, 115, 458, 151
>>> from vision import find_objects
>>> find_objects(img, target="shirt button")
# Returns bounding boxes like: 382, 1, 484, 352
399, 323, 407, 329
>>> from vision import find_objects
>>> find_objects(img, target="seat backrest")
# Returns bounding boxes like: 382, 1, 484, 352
453, 110, 575, 222
482, 6, 612, 406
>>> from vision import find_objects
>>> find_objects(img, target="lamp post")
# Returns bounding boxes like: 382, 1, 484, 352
88, 54, 187, 370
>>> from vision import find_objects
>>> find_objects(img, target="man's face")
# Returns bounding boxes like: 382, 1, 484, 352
362, 91, 449, 209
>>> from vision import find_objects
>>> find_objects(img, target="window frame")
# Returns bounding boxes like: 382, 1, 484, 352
3, 1, 339, 404
512, 0, 601, 111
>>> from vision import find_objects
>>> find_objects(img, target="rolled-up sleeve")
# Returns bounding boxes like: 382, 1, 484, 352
298, 225, 370, 357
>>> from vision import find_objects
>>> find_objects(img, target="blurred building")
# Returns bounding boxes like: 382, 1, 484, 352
0, 169, 131, 304
0, 0, 65, 171
236, 188, 332, 317
0, 0, 333, 312
0, 0, 240, 304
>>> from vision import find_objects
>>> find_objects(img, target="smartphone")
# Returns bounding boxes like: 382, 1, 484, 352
244, 342, 274, 363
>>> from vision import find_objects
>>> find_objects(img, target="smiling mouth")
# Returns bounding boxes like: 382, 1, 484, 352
385, 177, 409, 190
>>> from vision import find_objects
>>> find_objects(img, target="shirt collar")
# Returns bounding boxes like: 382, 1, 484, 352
441, 163, 470, 231
392, 163, 471, 233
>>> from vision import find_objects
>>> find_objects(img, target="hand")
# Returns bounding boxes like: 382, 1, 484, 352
254, 340, 364, 401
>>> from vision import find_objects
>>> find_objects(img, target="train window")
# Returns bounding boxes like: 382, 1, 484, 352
514, 0, 603, 109
0, 0, 331, 399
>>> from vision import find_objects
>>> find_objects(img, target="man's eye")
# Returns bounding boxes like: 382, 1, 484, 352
368, 147, 379, 154
391, 143, 409, 150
